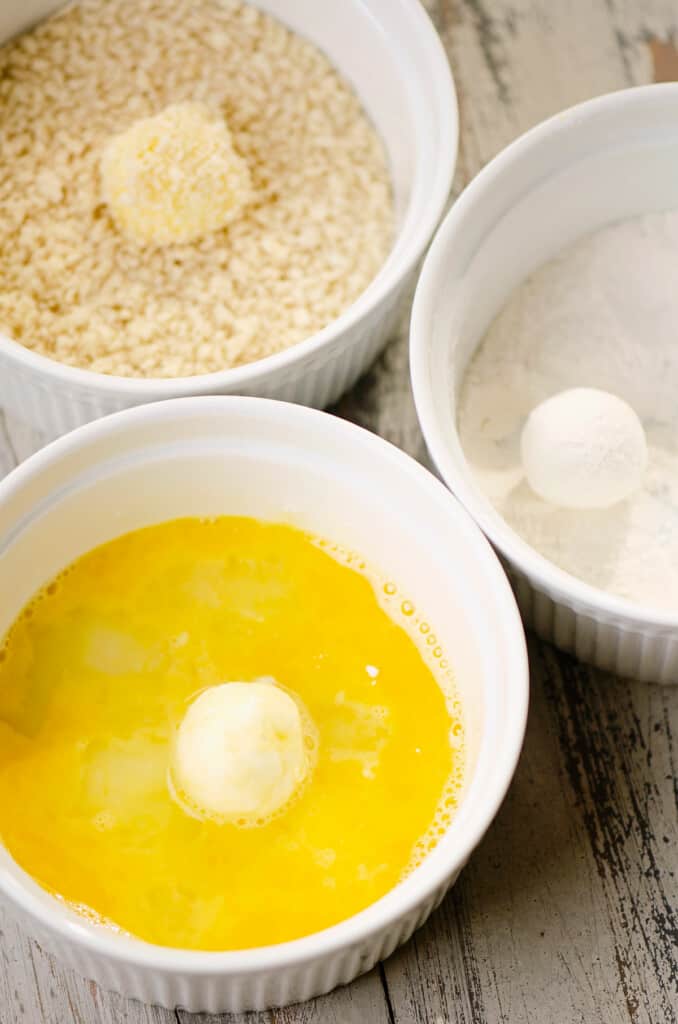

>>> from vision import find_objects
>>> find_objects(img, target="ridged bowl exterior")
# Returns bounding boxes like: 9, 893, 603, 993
411, 85, 678, 685
0, 285, 407, 442
8, 874, 456, 1012
507, 567, 678, 683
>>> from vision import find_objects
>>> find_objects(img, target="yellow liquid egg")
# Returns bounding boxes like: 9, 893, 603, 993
0, 518, 463, 951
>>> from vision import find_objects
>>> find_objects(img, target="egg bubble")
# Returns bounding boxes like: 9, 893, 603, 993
308, 529, 467, 878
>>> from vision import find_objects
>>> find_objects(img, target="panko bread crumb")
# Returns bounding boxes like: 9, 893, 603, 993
0, 0, 394, 378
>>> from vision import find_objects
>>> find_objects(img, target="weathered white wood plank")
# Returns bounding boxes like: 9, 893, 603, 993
381, 639, 678, 1024
334, 308, 432, 469
0, 904, 175, 1024
0, 412, 45, 464
369, 2, 678, 1022
605, 0, 678, 84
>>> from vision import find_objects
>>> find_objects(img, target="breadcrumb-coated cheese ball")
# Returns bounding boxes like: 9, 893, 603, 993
101, 102, 252, 246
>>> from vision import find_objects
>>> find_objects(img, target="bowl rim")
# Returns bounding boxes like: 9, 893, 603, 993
411, 82, 678, 633
0, 395, 528, 974
0, 0, 458, 397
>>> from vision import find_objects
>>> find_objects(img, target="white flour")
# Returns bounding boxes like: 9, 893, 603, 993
458, 211, 678, 612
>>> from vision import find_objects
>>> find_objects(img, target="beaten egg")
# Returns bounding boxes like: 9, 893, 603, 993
0, 517, 464, 951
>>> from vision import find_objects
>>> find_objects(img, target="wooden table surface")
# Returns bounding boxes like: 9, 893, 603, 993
1, 1, 678, 1022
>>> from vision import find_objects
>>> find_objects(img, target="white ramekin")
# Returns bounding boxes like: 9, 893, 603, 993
0, 396, 528, 1012
0, 0, 457, 441
411, 84, 678, 684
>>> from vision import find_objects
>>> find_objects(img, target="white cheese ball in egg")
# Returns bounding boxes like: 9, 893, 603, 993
170, 680, 309, 824
520, 387, 647, 509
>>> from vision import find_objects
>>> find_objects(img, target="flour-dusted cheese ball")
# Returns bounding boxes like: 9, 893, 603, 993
520, 388, 648, 509
169, 681, 311, 824
101, 102, 252, 246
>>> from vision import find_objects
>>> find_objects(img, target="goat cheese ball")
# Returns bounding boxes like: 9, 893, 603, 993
169, 680, 311, 824
520, 387, 648, 509
101, 102, 252, 246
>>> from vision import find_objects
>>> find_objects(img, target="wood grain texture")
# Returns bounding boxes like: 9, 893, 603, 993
381, 640, 678, 1024
1, 1, 678, 1022
0, 905, 174, 1024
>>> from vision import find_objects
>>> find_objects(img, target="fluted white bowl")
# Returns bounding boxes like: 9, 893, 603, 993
411, 84, 678, 683
0, 396, 528, 1012
0, 0, 457, 441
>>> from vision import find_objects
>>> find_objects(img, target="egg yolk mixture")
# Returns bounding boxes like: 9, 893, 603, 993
0, 518, 463, 951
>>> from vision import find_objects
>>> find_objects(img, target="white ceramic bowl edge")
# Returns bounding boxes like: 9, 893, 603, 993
0, 396, 528, 1011
411, 84, 678, 683
0, 0, 458, 440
